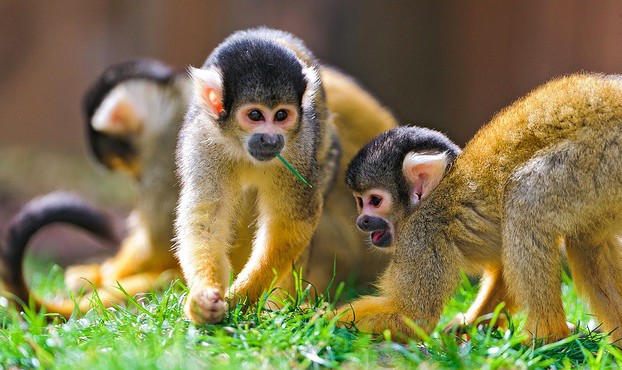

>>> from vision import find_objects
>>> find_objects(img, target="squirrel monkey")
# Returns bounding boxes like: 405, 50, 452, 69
341, 73, 622, 343
176, 27, 395, 324
64, 59, 190, 295
3, 36, 396, 316
0, 60, 189, 315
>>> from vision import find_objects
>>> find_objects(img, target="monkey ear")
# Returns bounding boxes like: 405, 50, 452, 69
402, 152, 450, 205
91, 87, 142, 135
190, 66, 224, 117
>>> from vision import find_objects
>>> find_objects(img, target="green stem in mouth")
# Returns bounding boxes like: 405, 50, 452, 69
276, 154, 313, 188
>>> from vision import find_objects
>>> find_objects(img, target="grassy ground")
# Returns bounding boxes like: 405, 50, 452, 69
1, 149, 621, 368
1, 265, 621, 369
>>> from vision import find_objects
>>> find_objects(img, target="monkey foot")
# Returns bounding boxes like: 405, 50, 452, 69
185, 287, 227, 324
64, 264, 102, 292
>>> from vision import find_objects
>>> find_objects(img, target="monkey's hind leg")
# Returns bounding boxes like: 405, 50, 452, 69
566, 235, 622, 343
502, 166, 574, 342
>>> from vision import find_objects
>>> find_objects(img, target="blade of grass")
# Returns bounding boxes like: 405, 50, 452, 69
276, 154, 312, 188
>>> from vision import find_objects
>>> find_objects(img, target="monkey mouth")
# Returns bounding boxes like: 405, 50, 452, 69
248, 148, 280, 161
370, 229, 392, 248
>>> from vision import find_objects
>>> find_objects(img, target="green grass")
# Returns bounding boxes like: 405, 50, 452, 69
1, 267, 622, 369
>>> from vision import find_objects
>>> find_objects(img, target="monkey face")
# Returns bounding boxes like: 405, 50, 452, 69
236, 103, 299, 161
353, 189, 395, 248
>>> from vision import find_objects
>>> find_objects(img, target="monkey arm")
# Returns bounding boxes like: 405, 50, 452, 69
229, 186, 323, 303
337, 295, 417, 340
175, 168, 243, 324
338, 235, 462, 341
176, 193, 239, 294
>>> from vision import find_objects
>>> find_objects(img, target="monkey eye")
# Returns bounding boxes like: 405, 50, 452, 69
248, 109, 264, 122
274, 109, 288, 122
369, 195, 382, 207
355, 196, 363, 210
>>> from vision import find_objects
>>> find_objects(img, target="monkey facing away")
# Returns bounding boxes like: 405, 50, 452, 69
65, 59, 190, 293
3, 34, 395, 316
341, 73, 622, 343
0, 60, 189, 315
176, 27, 395, 324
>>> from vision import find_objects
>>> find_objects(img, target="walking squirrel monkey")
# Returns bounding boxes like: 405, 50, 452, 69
175, 27, 395, 324
342, 73, 622, 343
3, 31, 396, 317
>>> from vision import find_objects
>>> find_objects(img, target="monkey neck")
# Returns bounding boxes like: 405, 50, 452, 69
419, 172, 502, 271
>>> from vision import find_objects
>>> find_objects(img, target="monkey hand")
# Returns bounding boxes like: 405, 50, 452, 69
334, 296, 422, 342
185, 286, 228, 324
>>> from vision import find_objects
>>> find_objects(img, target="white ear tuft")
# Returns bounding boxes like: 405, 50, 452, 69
301, 65, 320, 113
92, 86, 142, 135
402, 152, 450, 205
190, 66, 224, 116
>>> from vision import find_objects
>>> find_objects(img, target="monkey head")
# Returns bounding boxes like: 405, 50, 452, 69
189, 30, 321, 163
345, 126, 461, 248
83, 59, 187, 179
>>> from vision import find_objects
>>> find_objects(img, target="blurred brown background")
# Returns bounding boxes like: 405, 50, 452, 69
0, 1, 621, 261
3, 1, 622, 151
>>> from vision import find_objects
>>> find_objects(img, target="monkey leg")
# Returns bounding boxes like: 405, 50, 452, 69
444, 266, 516, 334
229, 215, 320, 304
179, 232, 232, 324
502, 129, 622, 343
502, 226, 568, 342
338, 248, 460, 341
180, 231, 231, 324
41, 270, 173, 317
502, 168, 574, 342
65, 230, 177, 292
176, 187, 242, 324
65, 264, 102, 291
566, 235, 622, 343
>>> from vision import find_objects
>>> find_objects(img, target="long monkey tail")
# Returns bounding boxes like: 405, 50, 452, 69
0, 192, 121, 317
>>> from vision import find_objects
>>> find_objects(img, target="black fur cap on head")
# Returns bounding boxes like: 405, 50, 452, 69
204, 28, 311, 117
345, 126, 461, 206
83, 59, 178, 169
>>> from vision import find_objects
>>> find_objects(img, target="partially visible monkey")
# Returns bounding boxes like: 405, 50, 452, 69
176, 27, 395, 324
4, 41, 396, 317
64, 59, 190, 293
341, 73, 622, 343
0, 60, 189, 316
